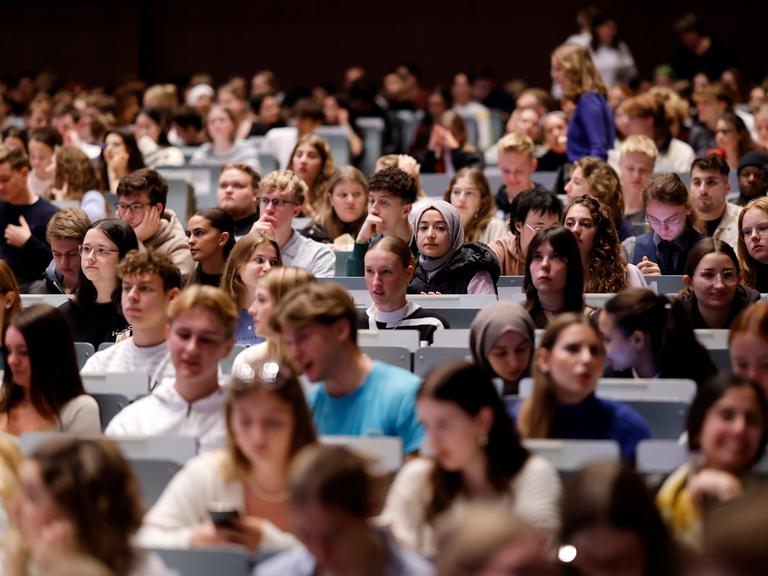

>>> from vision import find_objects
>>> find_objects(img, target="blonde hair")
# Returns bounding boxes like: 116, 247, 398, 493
619, 134, 658, 163
260, 169, 307, 206
142, 84, 178, 110
552, 43, 607, 101
167, 285, 239, 338
316, 166, 369, 240
738, 197, 768, 288
497, 132, 535, 159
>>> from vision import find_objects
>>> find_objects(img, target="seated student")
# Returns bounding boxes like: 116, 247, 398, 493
99, 129, 146, 194
597, 288, 717, 385
622, 173, 705, 276
0, 144, 59, 291
730, 301, 768, 398
678, 238, 759, 329
0, 261, 21, 345
115, 168, 194, 279
105, 285, 237, 451
254, 444, 432, 576
737, 196, 768, 292
514, 313, 651, 461
563, 195, 647, 291
29, 207, 89, 295
523, 226, 588, 329
26, 126, 61, 199
216, 163, 261, 237
443, 166, 507, 244
134, 107, 186, 168
301, 166, 369, 250
81, 249, 181, 380
381, 361, 561, 557
494, 133, 551, 219
657, 375, 767, 549
361, 236, 449, 344
690, 154, 740, 249
470, 301, 535, 395
735, 150, 768, 206
59, 218, 139, 348
489, 188, 562, 276
51, 146, 108, 222
408, 200, 499, 295
618, 134, 657, 224
271, 283, 424, 455
250, 170, 334, 277
139, 360, 315, 553
221, 233, 281, 346
347, 167, 418, 276
419, 110, 484, 174
189, 105, 259, 168
186, 208, 235, 287
289, 134, 335, 217
0, 305, 100, 435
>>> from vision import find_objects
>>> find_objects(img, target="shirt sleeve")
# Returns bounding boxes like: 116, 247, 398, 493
60, 395, 102, 434
393, 379, 425, 455
346, 241, 369, 276
311, 245, 336, 278
579, 94, 613, 160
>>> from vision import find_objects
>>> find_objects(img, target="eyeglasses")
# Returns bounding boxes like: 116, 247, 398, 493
260, 196, 298, 209
524, 223, 545, 234
696, 270, 739, 285
646, 210, 685, 229
115, 201, 152, 214
79, 245, 119, 258
741, 222, 768, 239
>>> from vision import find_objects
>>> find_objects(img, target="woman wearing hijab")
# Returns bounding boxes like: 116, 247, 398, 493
470, 301, 536, 395
407, 200, 500, 295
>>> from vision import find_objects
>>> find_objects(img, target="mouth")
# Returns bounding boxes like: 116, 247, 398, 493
537, 275, 552, 282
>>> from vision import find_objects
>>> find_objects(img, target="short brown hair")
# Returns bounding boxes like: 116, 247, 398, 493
46, 207, 90, 243
116, 168, 169, 210
117, 249, 182, 292
260, 169, 307, 206
643, 172, 702, 233
167, 285, 239, 338
0, 144, 30, 171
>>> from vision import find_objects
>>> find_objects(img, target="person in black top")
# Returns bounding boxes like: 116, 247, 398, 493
216, 163, 261, 237
186, 208, 235, 287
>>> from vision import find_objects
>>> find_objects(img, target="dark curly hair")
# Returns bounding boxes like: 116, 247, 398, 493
368, 167, 418, 204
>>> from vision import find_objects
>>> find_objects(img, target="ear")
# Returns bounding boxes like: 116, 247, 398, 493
682, 274, 691, 288
403, 203, 413, 218
334, 317, 351, 343
475, 406, 494, 436
406, 264, 415, 280
514, 221, 523, 236
166, 287, 181, 303
292, 203, 303, 218
4, 291, 16, 311
534, 347, 551, 375
218, 231, 231, 248
631, 330, 646, 351
530, 157, 538, 172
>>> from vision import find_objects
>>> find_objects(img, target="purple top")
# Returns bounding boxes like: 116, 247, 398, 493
567, 92, 615, 162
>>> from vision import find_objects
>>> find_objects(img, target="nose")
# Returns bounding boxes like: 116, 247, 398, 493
540, 255, 550, 268
262, 260, 272, 273
712, 274, 725, 288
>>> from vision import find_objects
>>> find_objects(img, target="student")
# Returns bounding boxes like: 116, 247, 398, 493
361, 236, 449, 344
381, 361, 561, 557
734, 150, 768, 206
29, 207, 89, 295
0, 144, 59, 291
690, 154, 740, 249
250, 170, 334, 277
216, 163, 261, 237
81, 249, 181, 380
105, 285, 237, 451
51, 146, 108, 222
347, 167, 418, 276
515, 313, 651, 461
26, 126, 61, 199
494, 133, 550, 218
289, 134, 335, 217
271, 283, 424, 455
737, 196, 768, 292
99, 129, 145, 193
443, 166, 507, 244
488, 188, 562, 276
622, 173, 705, 276
0, 305, 100, 435
618, 134, 658, 224
408, 201, 500, 295
729, 301, 768, 398
189, 105, 259, 168
134, 107, 186, 168
186, 208, 236, 287
115, 168, 194, 279
138, 360, 316, 553
254, 445, 432, 576
0, 261, 21, 344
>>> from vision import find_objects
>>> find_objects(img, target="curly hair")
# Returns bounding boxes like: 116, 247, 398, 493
551, 43, 607, 101
442, 166, 494, 243
289, 134, 335, 216
564, 195, 627, 293
571, 157, 625, 228
55, 146, 102, 199
368, 167, 418, 204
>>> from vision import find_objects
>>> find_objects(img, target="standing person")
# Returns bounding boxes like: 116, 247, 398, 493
551, 43, 615, 162
29, 208, 89, 295
690, 154, 740, 249
186, 208, 235, 287
0, 145, 58, 291
216, 163, 261, 237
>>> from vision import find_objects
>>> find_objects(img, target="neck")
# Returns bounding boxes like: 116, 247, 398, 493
213, 139, 233, 153
698, 302, 731, 329
174, 374, 219, 403
507, 183, 532, 202
386, 220, 413, 244
333, 524, 387, 576
461, 453, 492, 497
556, 388, 591, 405
201, 254, 226, 275
624, 190, 644, 215
701, 203, 726, 222
62, 274, 80, 293
376, 297, 408, 314
95, 280, 116, 304
276, 225, 294, 248
325, 347, 373, 396
633, 349, 659, 379
132, 326, 166, 348
12, 189, 36, 206
538, 291, 564, 315
250, 460, 288, 493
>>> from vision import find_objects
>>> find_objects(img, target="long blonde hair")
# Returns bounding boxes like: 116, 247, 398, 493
738, 197, 768, 288
552, 43, 607, 101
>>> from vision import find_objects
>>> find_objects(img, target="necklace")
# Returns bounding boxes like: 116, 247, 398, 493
245, 476, 289, 503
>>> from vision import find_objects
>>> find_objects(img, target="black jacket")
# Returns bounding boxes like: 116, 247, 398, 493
408, 242, 500, 294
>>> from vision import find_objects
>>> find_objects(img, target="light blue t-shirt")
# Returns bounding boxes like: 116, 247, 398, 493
308, 361, 424, 454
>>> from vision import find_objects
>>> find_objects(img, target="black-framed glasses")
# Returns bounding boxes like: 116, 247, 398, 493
260, 197, 298, 209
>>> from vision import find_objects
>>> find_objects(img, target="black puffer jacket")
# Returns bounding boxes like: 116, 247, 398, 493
408, 242, 500, 294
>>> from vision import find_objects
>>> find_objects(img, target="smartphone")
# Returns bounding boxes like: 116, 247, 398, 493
208, 502, 241, 528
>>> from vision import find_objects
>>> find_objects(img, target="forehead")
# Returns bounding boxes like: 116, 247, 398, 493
645, 200, 682, 215
419, 209, 446, 224
50, 238, 80, 250
364, 248, 399, 266
171, 307, 227, 332
525, 209, 559, 224
83, 228, 114, 245
556, 323, 597, 345
122, 271, 164, 286
696, 252, 736, 270
691, 167, 726, 181
620, 152, 653, 166
498, 151, 532, 167
261, 187, 294, 200
369, 189, 400, 202
106, 134, 125, 145
119, 189, 150, 202
332, 179, 365, 194
251, 243, 278, 259
188, 215, 213, 229
220, 168, 251, 183
565, 204, 593, 219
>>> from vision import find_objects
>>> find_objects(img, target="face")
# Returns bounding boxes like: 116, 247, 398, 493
537, 324, 605, 404
624, 115, 654, 138
715, 119, 738, 150
564, 204, 596, 260
696, 98, 720, 127
50, 238, 81, 280
80, 228, 120, 286
619, 152, 654, 199
756, 114, 768, 146
515, 210, 561, 256
187, 215, 228, 262
231, 389, 294, 469
329, 180, 367, 224
217, 168, 258, 221
427, 93, 448, 119
364, 249, 411, 311
292, 144, 323, 186
543, 116, 567, 152
730, 332, 768, 398
121, 272, 171, 330
0, 162, 28, 204
691, 168, 729, 217
134, 112, 160, 143
688, 252, 739, 312
452, 74, 472, 103
417, 397, 490, 472
567, 525, 646, 576
564, 167, 589, 201
498, 152, 535, 199
698, 386, 765, 475
417, 209, 451, 259
323, 96, 341, 124
598, 309, 641, 373
283, 322, 345, 383
5, 325, 31, 389
529, 241, 568, 295
740, 207, 768, 264
15, 461, 65, 550
368, 190, 409, 234
738, 165, 768, 201
486, 330, 532, 383
260, 189, 302, 230
550, 56, 567, 88
116, 190, 161, 229
292, 503, 367, 574
248, 286, 273, 337
238, 244, 280, 290
103, 133, 126, 163
259, 96, 281, 125
207, 107, 235, 141
28, 140, 54, 177
510, 109, 540, 140
645, 199, 687, 242
449, 176, 483, 225
167, 307, 233, 381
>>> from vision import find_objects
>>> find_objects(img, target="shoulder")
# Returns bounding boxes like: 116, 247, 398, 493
599, 397, 651, 435
368, 361, 421, 391
395, 457, 435, 485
